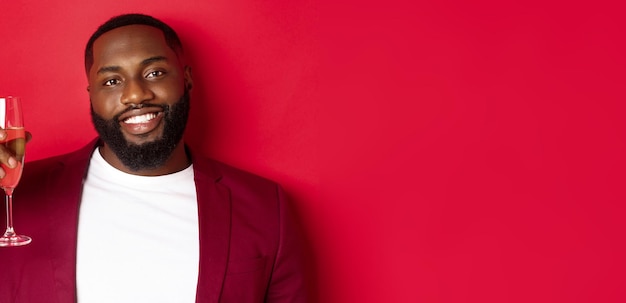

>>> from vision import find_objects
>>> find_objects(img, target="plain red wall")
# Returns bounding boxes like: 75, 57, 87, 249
1, 0, 625, 302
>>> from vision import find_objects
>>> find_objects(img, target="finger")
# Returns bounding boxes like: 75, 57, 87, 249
0, 129, 7, 177
0, 145, 17, 170
0, 130, 17, 170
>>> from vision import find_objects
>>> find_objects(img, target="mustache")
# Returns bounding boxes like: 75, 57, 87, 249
112, 103, 169, 122
125, 103, 167, 110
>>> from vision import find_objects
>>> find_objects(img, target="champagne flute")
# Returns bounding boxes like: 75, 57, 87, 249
0, 96, 30, 247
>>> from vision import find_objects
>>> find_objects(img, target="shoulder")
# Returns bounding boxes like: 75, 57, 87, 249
191, 153, 281, 192
25, 151, 77, 172
190, 153, 287, 220
21, 140, 97, 183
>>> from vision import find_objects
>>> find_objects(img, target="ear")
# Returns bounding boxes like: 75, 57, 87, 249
184, 66, 193, 91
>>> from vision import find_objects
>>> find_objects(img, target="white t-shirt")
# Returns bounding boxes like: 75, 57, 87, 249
76, 149, 199, 303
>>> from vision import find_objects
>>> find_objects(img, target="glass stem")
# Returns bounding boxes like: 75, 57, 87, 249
4, 189, 15, 237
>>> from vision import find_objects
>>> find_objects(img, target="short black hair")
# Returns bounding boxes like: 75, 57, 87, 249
84, 13, 183, 73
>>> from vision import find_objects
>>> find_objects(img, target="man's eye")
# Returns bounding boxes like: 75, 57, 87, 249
104, 79, 120, 86
146, 71, 164, 78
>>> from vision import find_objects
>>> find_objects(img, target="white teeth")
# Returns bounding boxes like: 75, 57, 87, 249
124, 113, 157, 124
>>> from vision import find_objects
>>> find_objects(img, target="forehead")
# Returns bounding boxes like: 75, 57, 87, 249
90, 25, 178, 73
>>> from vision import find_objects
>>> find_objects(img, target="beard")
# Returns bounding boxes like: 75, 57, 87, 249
90, 89, 190, 172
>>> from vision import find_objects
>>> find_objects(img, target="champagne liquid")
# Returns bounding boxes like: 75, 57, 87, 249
0, 128, 25, 189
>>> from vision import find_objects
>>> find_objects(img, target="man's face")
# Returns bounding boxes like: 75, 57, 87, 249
87, 25, 192, 171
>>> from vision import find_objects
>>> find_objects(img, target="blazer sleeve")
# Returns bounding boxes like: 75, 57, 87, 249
265, 185, 310, 302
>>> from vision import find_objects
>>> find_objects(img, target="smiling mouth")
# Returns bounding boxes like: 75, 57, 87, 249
123, 112, 159, 124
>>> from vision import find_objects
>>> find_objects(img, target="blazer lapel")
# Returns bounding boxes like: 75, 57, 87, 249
46, 140, 97, 303
193, 157, 232, 303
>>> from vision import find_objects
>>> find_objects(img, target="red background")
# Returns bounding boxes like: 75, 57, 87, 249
1, 0, 625, 302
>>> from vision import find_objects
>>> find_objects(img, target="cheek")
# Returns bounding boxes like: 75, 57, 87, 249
90, 92, 122, 119
150, 81, 184, 102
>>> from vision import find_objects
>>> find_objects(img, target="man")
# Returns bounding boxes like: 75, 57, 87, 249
0, 14, 307, 302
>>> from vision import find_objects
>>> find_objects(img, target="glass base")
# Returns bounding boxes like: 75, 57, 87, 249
0, 234, 32, 247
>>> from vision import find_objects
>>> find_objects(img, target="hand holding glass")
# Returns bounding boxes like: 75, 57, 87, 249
0, 96, 30, 247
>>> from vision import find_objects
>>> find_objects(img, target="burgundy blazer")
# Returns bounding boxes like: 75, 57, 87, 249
0, 139, 307, 302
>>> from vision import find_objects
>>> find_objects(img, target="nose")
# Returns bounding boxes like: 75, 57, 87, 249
120, 78, 154, 105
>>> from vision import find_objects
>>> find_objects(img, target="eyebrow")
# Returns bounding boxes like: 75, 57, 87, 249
96, 56, 169, 75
